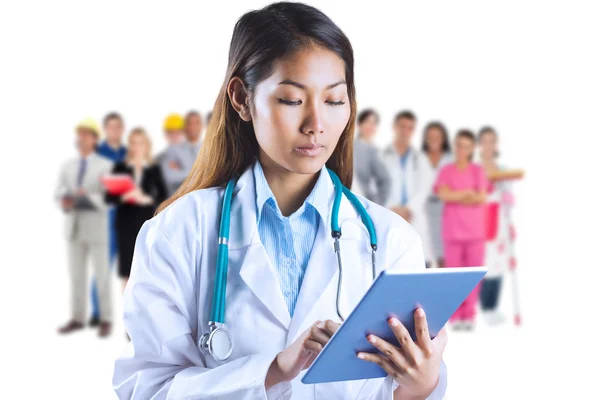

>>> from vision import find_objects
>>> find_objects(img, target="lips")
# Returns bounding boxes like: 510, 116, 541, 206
295, 143, 325, 157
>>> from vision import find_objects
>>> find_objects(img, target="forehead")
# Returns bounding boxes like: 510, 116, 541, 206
106, 118, 122, 126
262, 46, 346, 89
77, 128, 96, 137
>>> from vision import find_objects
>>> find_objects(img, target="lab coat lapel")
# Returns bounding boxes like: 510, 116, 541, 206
231, 165, 292, 330
286, 219, 337, 344
238, 235, 292, 330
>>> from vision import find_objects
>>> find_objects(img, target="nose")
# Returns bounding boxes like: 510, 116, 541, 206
301, 102, 325, 136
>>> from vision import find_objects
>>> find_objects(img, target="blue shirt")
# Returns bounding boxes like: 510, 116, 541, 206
97, 141, 127, 163
399, 148, 412, 206
253, 162, 329, 316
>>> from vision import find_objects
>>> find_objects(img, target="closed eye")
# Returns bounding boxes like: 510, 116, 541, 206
278, 99, 302, 106
326, 100, 346, 106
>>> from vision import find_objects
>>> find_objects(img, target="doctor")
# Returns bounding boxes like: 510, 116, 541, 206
382, 112, 434, 266
113, 3, 447, 399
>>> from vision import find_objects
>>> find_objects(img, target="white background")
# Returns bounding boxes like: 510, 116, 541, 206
1, 0, 599, 398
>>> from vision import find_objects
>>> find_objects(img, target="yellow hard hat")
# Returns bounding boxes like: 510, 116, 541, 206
163, 113, 184, 131
75, 117, 102, 138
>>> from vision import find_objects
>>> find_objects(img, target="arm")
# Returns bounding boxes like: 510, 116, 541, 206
84, 160, 113, 211
54, 162, 68, 206
462, 166, 490, 205
461, 190, 487, 205
104, 164, 123, 205
113, 221, 290, 400
152, 166, 169, 205
371, 149, 392, 206
437, 185, 469, 203
161, 147, 191, 187
487, 169, 524, 182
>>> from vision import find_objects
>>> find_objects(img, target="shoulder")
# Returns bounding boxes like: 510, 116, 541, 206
148, 186, 224, 242
381, 145, 396, 161
472, 163, 486, 175
439, 163, 454, 175
166, 143, 186, 155
92, 153, 113, 167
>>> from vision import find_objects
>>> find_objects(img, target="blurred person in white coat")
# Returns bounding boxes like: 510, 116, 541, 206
113, 3, 447, 399
420, 122, 453, 268
55, 118, 114, 337
382, 111, 433, 266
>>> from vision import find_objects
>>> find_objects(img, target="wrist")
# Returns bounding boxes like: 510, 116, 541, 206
394, 376, 438, 400
265, 355, 284, 390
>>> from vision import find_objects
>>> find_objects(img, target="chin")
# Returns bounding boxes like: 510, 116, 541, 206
285, 156, 327, 175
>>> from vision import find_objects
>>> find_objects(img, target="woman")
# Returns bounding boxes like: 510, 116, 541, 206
421, 122, 453, 268
113, 3, 447, 399
478, 126, 521, 325
352, 109, 391, 205
434, 129, 489, 330
105, 127, 167, 289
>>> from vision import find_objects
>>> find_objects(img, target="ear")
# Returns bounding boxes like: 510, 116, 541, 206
227, 77, 252, 122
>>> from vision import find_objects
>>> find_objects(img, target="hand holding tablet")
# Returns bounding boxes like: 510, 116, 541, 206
301, 266, 487, 385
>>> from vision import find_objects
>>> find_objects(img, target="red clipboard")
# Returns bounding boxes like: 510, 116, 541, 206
101, 174, 135, 195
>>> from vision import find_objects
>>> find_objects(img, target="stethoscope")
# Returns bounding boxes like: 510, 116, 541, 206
199, 168, 378, 361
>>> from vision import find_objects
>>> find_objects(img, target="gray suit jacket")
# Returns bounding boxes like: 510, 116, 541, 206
353, 139, 391, 205
55, 153, 113, 243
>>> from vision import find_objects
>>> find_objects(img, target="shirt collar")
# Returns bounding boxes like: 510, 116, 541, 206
253, 160, 330, 223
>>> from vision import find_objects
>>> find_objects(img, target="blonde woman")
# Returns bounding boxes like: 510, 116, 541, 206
105, 128, 168, 287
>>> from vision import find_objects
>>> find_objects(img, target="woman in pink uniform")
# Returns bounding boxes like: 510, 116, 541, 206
434, 129, 489, 330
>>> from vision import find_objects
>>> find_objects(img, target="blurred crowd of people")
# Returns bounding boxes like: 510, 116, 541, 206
54, 108, 521, 338
353, 110, 523, 330
54, 111, 209, 338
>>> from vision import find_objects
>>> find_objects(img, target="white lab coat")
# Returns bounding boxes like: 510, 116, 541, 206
113, 162, 447, 400
381, 146, 433, 263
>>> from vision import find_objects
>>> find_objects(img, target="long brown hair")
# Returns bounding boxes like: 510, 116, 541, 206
157, 2, 356, 214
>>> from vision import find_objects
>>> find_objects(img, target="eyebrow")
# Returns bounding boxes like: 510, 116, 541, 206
278, 79, 347, 90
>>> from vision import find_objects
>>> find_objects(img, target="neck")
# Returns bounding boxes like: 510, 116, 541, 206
130, 157, 145, 166
80, 149, 93, 158
456, 158, 470, 169
428, 150, 442, 164
394, 141, 409, 155
358, 133, 371, 143
187, 134, 201, 144
259, 154, 319, 217
107, 138, 121, 149
481, 155, 495, 165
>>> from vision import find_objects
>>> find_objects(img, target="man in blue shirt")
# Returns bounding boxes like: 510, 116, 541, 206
97, 112, 127, 162
90, 112, 127, 327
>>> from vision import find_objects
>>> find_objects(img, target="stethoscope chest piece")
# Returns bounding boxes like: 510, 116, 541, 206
199, 322, 233, 361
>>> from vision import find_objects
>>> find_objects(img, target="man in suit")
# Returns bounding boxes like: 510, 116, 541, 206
160, 111, 204, 196
352, 109, 391, 205
55, 118, 114, 337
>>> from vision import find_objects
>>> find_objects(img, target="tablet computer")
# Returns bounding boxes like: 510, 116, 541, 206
301, 266, 487, 384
